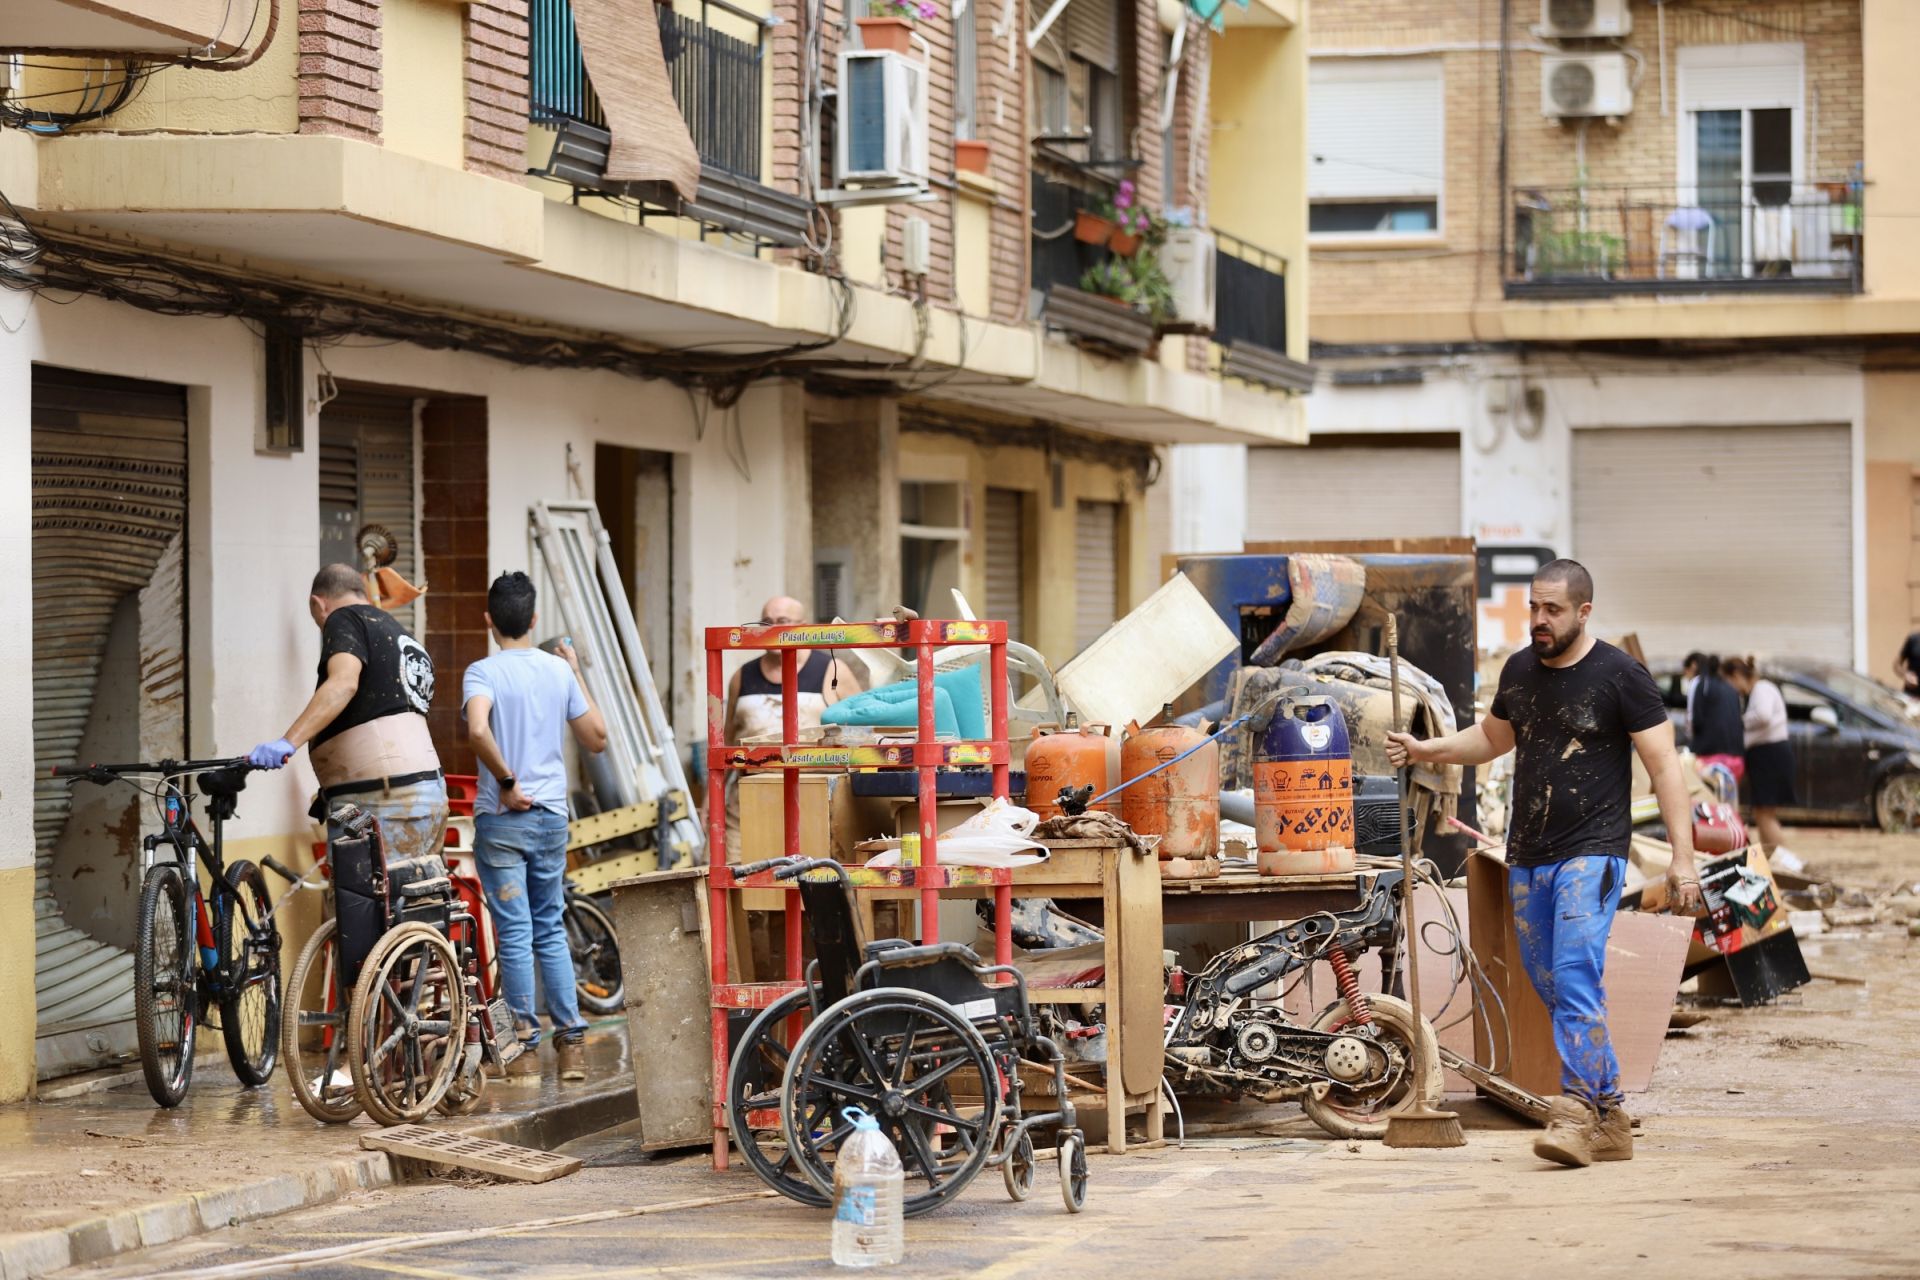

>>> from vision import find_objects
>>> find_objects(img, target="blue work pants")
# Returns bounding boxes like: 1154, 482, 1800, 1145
1509, 854, 1626, 1113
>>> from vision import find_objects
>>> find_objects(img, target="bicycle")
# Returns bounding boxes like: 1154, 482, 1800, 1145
50, 758, 282, 1108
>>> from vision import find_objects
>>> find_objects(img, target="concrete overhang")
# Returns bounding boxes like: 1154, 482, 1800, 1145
1313, 294, 1920, 347
21, 132, 1302, 445
3, 0, 243, 55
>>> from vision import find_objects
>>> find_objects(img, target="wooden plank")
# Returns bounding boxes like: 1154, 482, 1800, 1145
1116, 845, 1164, 1099
360, 1126, 582, 1183
568, 849, 660, 896
568, 798, 664, 852
610, 866, 714, 1151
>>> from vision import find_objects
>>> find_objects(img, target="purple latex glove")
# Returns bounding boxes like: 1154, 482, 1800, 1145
248, 738, 295, 770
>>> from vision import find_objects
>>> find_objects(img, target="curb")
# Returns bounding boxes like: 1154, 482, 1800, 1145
0, 1076, 637, 1280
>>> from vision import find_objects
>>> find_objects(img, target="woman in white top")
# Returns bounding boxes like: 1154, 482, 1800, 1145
1721, 656, 1794, 856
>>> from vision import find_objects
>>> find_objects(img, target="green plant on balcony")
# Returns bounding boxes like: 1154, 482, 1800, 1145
1078, 244, 1175, 324
1533, 225, 1623, 277
869, 0, 939, 19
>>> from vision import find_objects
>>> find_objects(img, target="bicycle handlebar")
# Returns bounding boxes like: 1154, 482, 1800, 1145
50, 757, 252, 782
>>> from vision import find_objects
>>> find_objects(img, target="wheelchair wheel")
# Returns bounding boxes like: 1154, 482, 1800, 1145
1058, 1131, 1087, 1213
781, 987, 1000, 1218
1002, 1128, 1035, 1202
726, 989, 828, 1208
282, 918, 363, 1124
348, 923, 466, 1126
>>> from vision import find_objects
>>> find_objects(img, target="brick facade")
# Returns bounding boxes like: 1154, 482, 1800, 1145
420, 398, 490, 773
1309, 0, 1865, 316
297, 0, 382, 141
973, 0, 1030, 322
465, 0, 531, 181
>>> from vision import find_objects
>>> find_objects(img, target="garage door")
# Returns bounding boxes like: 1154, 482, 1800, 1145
1075, 500, 1120, 653
1246, 436, 1461, 543
984, 488, 1027, 642
1572, 425, 1852, 662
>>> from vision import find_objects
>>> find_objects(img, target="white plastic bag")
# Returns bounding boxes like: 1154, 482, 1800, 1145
866, 798, 1050, 869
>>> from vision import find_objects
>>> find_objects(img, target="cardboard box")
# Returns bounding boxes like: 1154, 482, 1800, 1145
738, 772, 859, 861
1627, 845, 1792, 968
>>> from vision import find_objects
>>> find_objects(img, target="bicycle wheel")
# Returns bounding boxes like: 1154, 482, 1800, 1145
725, 988, 827, 1207
282, 917, 363, 1124
349, 923, 466, 1126
134, 862, 197, 1108
565, 893, 624, 1016
219, 860, 281, 1086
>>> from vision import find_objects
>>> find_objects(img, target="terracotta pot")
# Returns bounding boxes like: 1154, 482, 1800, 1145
1074, 209, 1116, 246
855, 16, 916, 54
955, 138, 991, 174
1108, 229, 1141, 256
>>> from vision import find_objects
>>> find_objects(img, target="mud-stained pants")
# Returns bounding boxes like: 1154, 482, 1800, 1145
1509, 854, 1626, 1113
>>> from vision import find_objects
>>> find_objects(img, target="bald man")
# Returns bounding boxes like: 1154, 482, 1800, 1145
720, 595, 863, 855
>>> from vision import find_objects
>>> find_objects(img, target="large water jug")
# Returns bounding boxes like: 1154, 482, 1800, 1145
830, 1107, 904, 1267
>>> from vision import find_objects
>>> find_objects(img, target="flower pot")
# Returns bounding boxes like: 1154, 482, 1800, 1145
1074, 210, 1117, 247
856, 16, 916, 54
1108, 229, 1141, 256
955, 139, 991, 174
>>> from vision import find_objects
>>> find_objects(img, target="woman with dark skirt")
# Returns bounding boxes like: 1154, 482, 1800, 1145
1721, 656, 1794, 858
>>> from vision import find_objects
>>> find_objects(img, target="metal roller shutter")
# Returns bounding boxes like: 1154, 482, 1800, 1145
1308, 58, 1444, 201
30, 366, 188, 1078
1246, 440, 1461, 543
1571, 424, 1852, 662
1065, 0, 1119, 73
1075, 500, 1120, 653
319, 389, 420, 632
984, 488, 1027, 642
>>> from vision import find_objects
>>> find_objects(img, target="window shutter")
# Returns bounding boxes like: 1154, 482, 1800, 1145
1065, 0, 1120, 74
1678, 43, 1803, 112
1308, 58, 1444, 200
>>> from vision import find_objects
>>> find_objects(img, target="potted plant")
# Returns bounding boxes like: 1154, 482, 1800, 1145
857, 0, 934, 55
1076, 246, 1175, 325
955, 138, 990, 175
1078, 258, 1142, 308
1074, 208, 1117, 247
1102, 180, 1151, 256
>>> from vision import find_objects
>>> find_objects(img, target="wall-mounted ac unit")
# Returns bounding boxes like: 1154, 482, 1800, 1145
1538, 0, 1631, 38
1162, 228, 1216, 331
834, 49, 929, 189
1542, 53, 1633, 119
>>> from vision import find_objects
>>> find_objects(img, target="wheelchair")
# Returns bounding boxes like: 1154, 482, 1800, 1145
282, 802, 520, 1126
724, 857, 1088, 1217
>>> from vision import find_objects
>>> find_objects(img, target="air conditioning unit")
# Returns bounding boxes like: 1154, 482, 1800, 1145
1161, 228, 1216, 331
834, 49, 930, 189
1538, 0, 1631, 38
1542, 53, 1633, 119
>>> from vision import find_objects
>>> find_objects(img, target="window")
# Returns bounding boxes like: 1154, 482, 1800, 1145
1036, 61, 1070, 137
955, 0, 977, 140
1678, 43, 1804, 276
1087, 62, 1122, 162
900, 481, 966, 620
1308, 57, 1443, 239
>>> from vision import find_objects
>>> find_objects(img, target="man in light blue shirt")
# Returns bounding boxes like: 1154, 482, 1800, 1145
463, 572, 608, 1082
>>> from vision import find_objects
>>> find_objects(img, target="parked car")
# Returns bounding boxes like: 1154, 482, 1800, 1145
1659, 659, 1920, 833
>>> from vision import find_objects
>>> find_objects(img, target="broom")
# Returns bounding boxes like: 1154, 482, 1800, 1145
1381, 613, 1467, 1150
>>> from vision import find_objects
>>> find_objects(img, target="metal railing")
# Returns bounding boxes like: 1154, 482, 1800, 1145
1212, 230, 1287, 355
1508, 180, 1864, 293
530, 0, 765, 181
1029, 168, 1114, 301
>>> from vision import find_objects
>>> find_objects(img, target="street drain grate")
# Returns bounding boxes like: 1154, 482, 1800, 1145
360, 1125, 584, 1183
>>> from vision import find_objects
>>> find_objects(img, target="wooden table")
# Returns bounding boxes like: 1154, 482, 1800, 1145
1158, 867, 1384, 926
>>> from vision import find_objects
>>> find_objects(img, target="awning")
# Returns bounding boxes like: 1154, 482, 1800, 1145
569, 0, 701, 202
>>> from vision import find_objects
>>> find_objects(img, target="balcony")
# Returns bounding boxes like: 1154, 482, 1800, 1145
1212, 231, 1310, 393
529, 0, 813, 249
1030, 168, 1156, 355
1506, 181, 1864, 300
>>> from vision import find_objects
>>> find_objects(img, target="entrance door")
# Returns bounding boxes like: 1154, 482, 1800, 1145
30, 367, 188, 1079
595, 443, 676, 717
319, 388, 420, 633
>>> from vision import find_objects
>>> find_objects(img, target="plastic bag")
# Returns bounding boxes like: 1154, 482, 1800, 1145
866, 798, 1050, 868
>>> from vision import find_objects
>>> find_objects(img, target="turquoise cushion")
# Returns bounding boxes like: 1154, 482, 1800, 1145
820, 662, 986, 740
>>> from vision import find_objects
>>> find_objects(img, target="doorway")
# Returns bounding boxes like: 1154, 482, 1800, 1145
595, 443, 676, 719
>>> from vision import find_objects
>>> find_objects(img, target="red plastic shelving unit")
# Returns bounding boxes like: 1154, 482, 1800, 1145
703, 617, 1016, 1170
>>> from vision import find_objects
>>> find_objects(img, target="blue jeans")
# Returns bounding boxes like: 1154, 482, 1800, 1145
473, 807, 584, 1045
1510, 855, 1626, 1113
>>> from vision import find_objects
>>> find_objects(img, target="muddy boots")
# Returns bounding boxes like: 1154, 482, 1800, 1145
1535, 1096, 1634, 1167
555, 1032, 588, 1082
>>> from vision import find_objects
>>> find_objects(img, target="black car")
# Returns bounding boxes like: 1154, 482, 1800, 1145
1660, 660, 1920, 833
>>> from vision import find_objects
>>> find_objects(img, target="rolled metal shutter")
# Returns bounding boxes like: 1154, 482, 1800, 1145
984, 487, 1026, 641
1065, 0, 1120, 73
319, 389, 419, 632
1246, 440, 1461, 543
31, 367, 188, 1077
1074, 499, 1120, 653
1572, 424, 1852, 662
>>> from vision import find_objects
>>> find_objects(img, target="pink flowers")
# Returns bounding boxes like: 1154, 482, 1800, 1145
1115, 179, 1136, 211
875, 0, 939, 18
917, 0, 937, 16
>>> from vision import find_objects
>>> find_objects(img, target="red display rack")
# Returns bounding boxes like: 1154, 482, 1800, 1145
703, 618, 1016, 1169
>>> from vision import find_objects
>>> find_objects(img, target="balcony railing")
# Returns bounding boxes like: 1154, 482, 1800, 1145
1211, 231, 1310, 392
529, 0, 811, 248
1029, 167, 1154, 354
1507, 180, 1864, 298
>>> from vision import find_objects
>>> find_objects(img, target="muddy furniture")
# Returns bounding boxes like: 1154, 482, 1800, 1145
607, 865, 715, 1151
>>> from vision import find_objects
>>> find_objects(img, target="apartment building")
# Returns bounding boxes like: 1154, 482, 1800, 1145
0, 0, 1308, 1095
1165, 0, 1920, 679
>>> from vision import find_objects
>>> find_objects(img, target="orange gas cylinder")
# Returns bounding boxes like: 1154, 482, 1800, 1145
1253, 695, 1356, 874
1025, 718, 1114, 820
1121, 708, 1220, 860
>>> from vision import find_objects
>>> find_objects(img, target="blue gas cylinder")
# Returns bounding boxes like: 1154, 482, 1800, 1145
1252, 696, 1355, 870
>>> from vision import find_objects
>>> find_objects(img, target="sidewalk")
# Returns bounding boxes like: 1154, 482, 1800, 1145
0, 1023, 635, 1280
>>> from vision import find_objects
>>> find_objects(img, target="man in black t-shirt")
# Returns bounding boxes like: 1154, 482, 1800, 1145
1896, 631, 1920, 698
1388, 559, 1703, 1170
248, 563, 447, 865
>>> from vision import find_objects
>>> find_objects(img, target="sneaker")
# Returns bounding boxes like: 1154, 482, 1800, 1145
1591, 1104, 1634, 1162
1533, 1096, 1596, 1168
555, 1035, 588, 1082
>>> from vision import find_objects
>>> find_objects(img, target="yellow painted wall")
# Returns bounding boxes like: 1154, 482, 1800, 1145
1864, 371, 1920, 682
37, 11, 299, 135
384, 0, 468, 170
1862, 0, 1920, 300
1209, 21, 1309, 362
954, 182, 994, 316
0, 867, 32, 1102
899, 432, 1145, 666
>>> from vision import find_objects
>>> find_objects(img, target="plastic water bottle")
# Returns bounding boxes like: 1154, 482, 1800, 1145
830, 1107, 904, 1268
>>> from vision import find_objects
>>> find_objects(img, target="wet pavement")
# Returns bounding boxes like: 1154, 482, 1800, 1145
0, 1018, 632, 1276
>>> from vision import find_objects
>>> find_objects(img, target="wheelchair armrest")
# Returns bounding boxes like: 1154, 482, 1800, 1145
398, 877, 452, 899
869, 941, 984, 968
